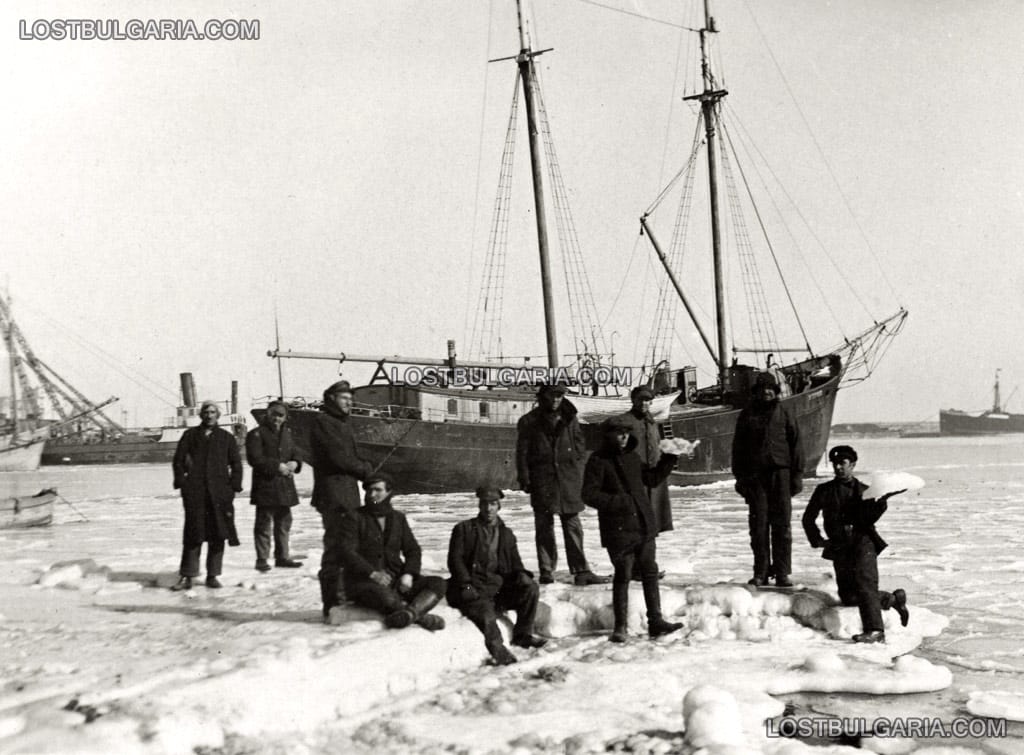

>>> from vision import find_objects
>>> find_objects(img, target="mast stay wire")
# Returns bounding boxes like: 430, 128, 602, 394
740, 0, 903, 308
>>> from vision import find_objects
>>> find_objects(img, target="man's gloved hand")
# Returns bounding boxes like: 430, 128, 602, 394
460, 584, 479, 601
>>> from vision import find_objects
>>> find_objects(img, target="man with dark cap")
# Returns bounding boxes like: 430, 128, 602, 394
515, 383, 606, 586
802, 445, 909, 643
246, 401, 305, 572
310, 380, 374, 619
731, 371, 804, 587
614, 385, 674, 536
583, 416, 683, 643
339, 473, 446, 631
170, 400, 243, 591
446, 486, 547, 665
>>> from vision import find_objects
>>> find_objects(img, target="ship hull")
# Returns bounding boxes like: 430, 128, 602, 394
939, 409, 1024, 436
257, 375, 839, 494
0, 438, 45, 472
1, 489, 55, 528
41, 437, 178, 465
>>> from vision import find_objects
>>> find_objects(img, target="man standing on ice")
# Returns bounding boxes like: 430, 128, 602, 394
515, 382, 607, 586
310, 380, 374, 620
731, 371, 803, 587
446, 486, 548, 665
613, 385, 674, 536
170, 400, 244, 591
802, 445, 909, 643
338, 474, 446, 631
246, 401, 304, 573
582, 416, 683, 643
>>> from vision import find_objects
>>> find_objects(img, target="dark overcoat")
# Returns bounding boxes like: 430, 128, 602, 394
338, 499, 422, 592
582, 435, 678, 554
731, 398, 804, 485
515, 400, 586, 515
801, 477, 888, 559
245, 424, 303, 508
172, 425, 243, 546
446, 516, 532, 605
614, 408, 673, 532
309, 404, 373, 513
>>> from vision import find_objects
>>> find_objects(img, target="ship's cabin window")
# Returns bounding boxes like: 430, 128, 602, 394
447, 399, 458, 416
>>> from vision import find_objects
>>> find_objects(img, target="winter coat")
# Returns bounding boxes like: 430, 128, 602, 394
802, 477, 888, 559
309, 403, 373, 514
614, 408, 673, 532
172, 425, 243, 546
582, 434, 678, 553
731, 398, 804, 489
338, 497, 422, 592
515, 400, 586, 514
245, 424, 303, 508
446, 516, 532, 604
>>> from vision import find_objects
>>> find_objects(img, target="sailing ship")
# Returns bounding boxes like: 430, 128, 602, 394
940, 370, 1024, 435
255, 0, 905, 492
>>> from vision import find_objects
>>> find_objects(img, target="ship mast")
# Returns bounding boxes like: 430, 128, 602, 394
515, 0, 559, 368
5, 295, 17, 441
993, 369, 1002, 413
684, 0, 729, 389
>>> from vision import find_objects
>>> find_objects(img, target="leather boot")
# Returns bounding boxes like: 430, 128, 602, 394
643, 572, 682, 638
170, 576, 193, 592
318, 570, 339, 621
892, 589, 909, 627
406, 590, 445, 632
483, 620, 516, 665
610, 579, 629, 642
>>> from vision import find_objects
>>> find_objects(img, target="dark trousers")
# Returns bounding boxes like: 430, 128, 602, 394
254, 506, 293, 562
609, 537, 663, 627
318, 506, 348, 613
745, 468, 792, 579
180, 540, 225, 578
455, 580, 540, 656
348, 575, 447, 616
533, 510, 589, 576
833, 536, 895, 633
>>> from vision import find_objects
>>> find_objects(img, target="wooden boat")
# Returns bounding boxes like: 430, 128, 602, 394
0, 488, 56, 528
255, 0, 905, 493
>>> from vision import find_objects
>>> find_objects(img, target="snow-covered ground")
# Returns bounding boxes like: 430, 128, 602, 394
1, 435, 1023, 753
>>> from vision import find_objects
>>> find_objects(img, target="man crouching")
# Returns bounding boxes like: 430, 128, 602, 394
338, 473, 446, 631
447, 486, 547, 665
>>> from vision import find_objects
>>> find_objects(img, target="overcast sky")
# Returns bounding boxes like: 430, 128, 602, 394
2, 0, 1022, 427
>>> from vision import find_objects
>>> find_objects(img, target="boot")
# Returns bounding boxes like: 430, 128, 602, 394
642, 571, 682, 638
170, 576, 192, 592
275, 558, 303, 568
892, 589, 910, 627
407, 590, 446, 632
512, 634, 547, 649
318, 570, 339, 621
774, 575, 793, 588
610, 579, 630, 642
385, 607, 415, 628
574, 570, 611, 586
483, 620, 516, 665
205, 576, 223, 589
255, 560, 271, 572
852, 630, 886, 644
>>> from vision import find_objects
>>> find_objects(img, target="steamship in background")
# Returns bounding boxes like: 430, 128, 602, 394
41, 372, 247, 465
940, 370, 1024, 436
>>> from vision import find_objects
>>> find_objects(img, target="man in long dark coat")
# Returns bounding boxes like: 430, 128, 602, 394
339, 474, 446, 631
310, 380, 374, 619
731, 372, 804, 587
171, 400, 243, 591
614, 385, 674, 534
582, 416, 682, 642
515, 383, 605, 586
802, 445, 909, 643
447, 486, 547, 665
246, 400, 304, 572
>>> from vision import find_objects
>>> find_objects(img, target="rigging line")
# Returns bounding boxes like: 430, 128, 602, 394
599, 232, 643, 330
722, 101, 858, 331
740, 0, 902, 308
721, 120, 812, 353
655, 7, 691, 191
644, 131, 703, 217
462, 0, 497, 348
570, 0, 700, 32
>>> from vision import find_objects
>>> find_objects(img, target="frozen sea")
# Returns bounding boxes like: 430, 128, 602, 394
1, 435, 1023, 753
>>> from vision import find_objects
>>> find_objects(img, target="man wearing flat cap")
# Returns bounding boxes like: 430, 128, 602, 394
802, 445, 909, 643
170, 400, 244, 591
338, 473, 447, 631
515, 383, 606, 586
310, 380, 375, 619
731, 371, 803, 587
446, 486, 547, 665
614, 385, 675, 536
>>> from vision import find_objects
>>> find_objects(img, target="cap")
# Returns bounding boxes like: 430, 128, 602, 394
828, 445, 858, 463
630, 385, 655, 402
323, 380, 353, 401
602, 416, 633, 433
475, 485, 504, 502
537, 382, 568, 397
363, 472, 394, 491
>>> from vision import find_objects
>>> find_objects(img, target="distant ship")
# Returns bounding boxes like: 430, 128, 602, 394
940, 371, 1024, 436
42, 373, 247, 465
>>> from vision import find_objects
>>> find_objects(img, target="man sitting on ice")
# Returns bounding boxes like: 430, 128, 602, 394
801, 445, 909, 643
446, 486, 547, 665
337, 473, 446, 631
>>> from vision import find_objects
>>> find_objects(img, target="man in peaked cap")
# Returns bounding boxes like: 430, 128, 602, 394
446, 485, 547, 665
337, 473, 447, 631
614, 385, 675, 538
310, 379, 374, 620
515, 382, 607, 586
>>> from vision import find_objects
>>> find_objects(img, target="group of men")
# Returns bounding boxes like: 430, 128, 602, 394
168, 371, 909, 651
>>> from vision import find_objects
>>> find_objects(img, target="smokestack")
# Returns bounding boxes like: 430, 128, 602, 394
180, 373, 196, 408
230, 381, 238, 415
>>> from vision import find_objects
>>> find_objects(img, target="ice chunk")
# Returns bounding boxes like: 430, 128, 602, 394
682, 685, 744, 748
861, 471, 926, 497
659, 437, 700, 457
766, 654, 951, 695
966, 689, 1024, 722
